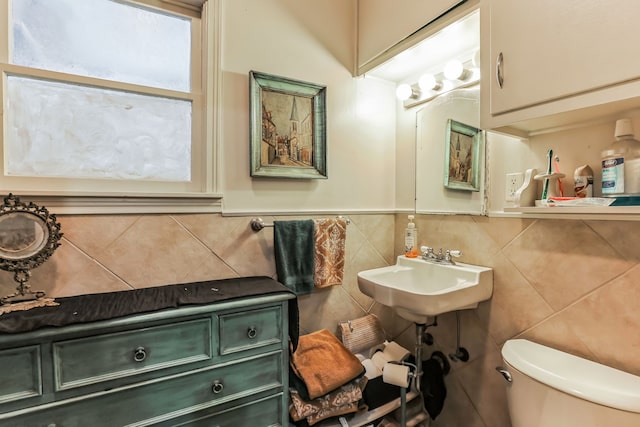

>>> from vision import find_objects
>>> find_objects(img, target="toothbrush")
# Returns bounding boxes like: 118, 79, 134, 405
553, 155, 564, 197
541, 149, 553, 200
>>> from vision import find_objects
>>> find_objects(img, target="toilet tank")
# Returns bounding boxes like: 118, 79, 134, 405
499, 339, 640, 427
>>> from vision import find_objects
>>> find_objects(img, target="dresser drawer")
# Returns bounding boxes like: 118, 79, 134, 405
0, 346, 42, 405
53, 318, 212, 390
219, 306, 283, 355
176, 394, 283, 427
2, 351, 283, 427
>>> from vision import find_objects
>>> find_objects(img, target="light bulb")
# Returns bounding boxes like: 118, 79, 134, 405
418, 74, 440, 91
444, 60, 466, 80
395, 83, 413, 100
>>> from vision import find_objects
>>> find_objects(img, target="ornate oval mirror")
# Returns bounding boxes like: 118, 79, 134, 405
0, 194, 63, 304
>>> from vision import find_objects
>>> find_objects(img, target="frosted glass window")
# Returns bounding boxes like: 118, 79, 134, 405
0, 0, 216, 207
6, 76, 192, 182
12, 0, 191, 92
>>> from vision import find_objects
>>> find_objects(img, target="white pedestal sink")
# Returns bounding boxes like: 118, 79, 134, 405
357, 255, 493, 323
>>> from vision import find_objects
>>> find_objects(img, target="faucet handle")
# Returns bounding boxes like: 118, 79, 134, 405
446, 250, 462, 259
420, 246, 433, 255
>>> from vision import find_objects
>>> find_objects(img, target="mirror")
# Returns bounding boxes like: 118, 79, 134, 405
0, 193, 63, 304
415, 85, 484, 214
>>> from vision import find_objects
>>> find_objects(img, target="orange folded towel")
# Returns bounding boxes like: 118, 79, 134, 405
291, 328, 364, 400
313, 218, 347, 288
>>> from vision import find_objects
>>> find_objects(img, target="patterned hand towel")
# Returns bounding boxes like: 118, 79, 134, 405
274, 220, 315, 295
313, 218, 347, 288
289, 376, 368, 425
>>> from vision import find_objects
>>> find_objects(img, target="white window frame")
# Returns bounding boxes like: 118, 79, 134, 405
0, 0, 222, 213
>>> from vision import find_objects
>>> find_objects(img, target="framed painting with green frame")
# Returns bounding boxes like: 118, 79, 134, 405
249, 71, 327, 179
444, 119, 483, 191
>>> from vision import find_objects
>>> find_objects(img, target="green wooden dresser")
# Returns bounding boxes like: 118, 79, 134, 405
0, 277, 296, 426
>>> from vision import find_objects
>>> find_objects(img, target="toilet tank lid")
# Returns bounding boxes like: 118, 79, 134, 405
502, 339, 640, 413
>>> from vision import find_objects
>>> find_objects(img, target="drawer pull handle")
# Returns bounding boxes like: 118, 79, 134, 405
212, 380, 224, 394
496, 52, 504, 89
247, 327, 258, 339
133, 346, 147, 362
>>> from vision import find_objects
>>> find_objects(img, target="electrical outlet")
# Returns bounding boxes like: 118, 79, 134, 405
505, 172, 524, 202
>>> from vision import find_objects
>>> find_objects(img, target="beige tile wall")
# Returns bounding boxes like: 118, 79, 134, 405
1, 212, 638, 427
400, 214, 640, 427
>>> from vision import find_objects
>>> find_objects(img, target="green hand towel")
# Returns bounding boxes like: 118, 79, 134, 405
274, 220, 315, 295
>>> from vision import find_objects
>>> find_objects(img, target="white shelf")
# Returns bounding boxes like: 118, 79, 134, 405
501, 206, 640, 220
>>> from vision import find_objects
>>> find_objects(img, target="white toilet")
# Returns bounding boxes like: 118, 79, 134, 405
498, 339, 640, 427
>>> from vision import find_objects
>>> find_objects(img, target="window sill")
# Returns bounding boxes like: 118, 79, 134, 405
12, 191, 223, 215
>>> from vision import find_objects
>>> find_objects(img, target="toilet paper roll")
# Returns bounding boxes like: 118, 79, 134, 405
383, 341, 411, 362
368, 343, 387, 358
383, 363, 410, 388
371, 350, 390, 372
361, 358, 382, 380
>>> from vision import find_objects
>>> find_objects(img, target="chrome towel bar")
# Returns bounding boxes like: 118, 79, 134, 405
250, 216, 350, 232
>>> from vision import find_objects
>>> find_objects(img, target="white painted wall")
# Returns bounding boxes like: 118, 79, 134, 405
220, 0, 398, 214
219, 1, 633, 217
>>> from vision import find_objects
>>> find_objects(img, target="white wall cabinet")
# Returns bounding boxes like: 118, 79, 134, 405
481, 0, 640, 135
357, 0, 465, 72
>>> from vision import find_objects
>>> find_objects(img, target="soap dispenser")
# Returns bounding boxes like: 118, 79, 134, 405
404, 215, 418, 258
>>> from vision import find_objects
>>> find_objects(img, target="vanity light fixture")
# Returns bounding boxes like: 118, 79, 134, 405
418, 73, 441, 91
400, 57, 479, 109
443, 59, 468, 81
472, 49, 480, 68
395, 83, 420, 101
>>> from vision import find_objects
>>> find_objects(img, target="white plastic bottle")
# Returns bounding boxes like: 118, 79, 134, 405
601, 118, 640, 195
404, 215, 418, 258
574, 165, 593, 198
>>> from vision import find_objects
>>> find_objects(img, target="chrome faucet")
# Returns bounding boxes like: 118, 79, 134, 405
421, 246, 438, 260
420, 246, 462, 265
